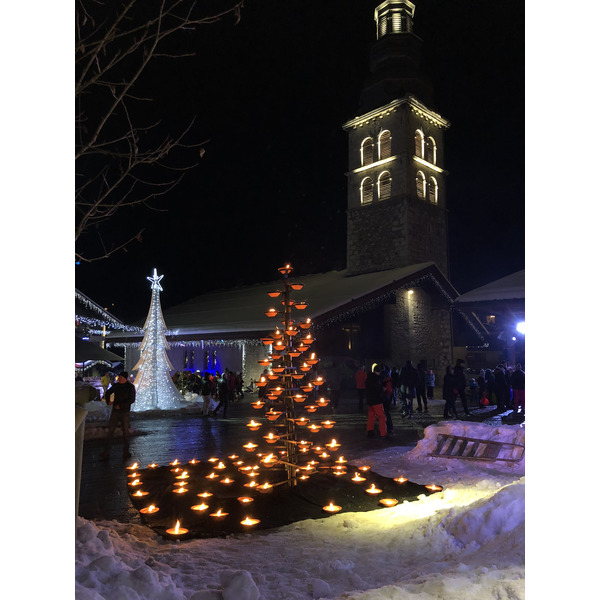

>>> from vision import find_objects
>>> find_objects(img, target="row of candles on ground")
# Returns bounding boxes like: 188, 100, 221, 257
126, 460, 442, 536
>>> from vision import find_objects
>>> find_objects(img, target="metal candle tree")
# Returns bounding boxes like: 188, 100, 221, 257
254, 263, 328, 486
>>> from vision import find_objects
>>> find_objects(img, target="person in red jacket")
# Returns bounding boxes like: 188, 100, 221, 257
355, 365, 367, 412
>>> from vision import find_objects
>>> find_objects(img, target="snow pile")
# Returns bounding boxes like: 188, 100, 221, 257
75, 422, 526, 599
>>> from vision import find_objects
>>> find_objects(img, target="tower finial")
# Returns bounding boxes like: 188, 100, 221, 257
375, 0, 416, 39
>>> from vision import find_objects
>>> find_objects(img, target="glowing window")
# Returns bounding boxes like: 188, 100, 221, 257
416, 171, 426, 199
486, 315, 496, 325
361, 177, 374, 204
428, 177, 438, 204
378, 130, 392, 160
378, 171, 392, 200
415, 130, 424, 158
361, 137, 374, 166
426, 136, 437, 164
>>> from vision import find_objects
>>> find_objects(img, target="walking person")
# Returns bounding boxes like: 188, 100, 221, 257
399, 360, 418, 418
494, 363, 510, 411
426, 368, 435, 401
511, 363, 525, 415
379, 365, 394, 437
442, 365, 458, 419
454, 359, 472, 416
355, 365, 367, 412
200, 371, 213, 416
211, 372, 230, 418
100, 372, 136, 460
391, 366, 400, 407
416, 363, 428, 413
366, 365, 388, 439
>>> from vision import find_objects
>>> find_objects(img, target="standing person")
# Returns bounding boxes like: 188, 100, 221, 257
390, 366, 400, 407
426, 368, 435, 401
442, 365, 458, 419
355, 365, 367, 412
485, 368, 496, 406
212, 372, 230, 418
511, 363, 525, 415
494, 363, 510, 411
366, 365, 388, 439
100, 372, 111, 401
100, 372, 136, 460
399, 360, 418, 418
416, 363, 428, 413
454, 359, 472, 416
200, 371, 213, 417
379, 365, 394, 436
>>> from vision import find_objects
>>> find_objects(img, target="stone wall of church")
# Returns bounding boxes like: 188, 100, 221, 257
388, 288, 452, 381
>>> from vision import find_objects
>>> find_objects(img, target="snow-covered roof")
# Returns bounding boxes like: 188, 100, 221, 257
139, 262, 458, 337
454, 270, 524, 304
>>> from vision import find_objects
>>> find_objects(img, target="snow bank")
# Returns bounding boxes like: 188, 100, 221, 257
75, 422, 526, 600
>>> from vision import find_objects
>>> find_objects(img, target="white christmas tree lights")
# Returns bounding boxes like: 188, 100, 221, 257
132, 269, 185, 411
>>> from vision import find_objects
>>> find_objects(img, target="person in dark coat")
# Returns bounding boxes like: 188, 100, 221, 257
212, 372, 230, 418
100, 372, 136, 460
454, 359, 472, 416
493, 363, 510, 411
511, 363, 525, 415
366, 365, 388, 438
416, 363, 428, 413
399, 360, 419, 418
379, 365, 394, 436
442, 365, 458, 419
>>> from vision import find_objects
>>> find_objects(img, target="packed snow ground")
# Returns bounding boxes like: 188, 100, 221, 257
75, 421, 528, 599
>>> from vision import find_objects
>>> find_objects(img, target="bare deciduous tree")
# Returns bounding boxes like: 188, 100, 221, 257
75, 0, 244, 262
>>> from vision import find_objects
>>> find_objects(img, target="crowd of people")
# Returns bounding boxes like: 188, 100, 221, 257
358, 359, 525, 438
172, 369, 245, 419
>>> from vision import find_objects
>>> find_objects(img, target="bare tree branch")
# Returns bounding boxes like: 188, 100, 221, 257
75, 0, 244, 262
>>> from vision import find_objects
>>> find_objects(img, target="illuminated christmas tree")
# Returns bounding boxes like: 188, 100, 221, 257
132, 269, 185, 411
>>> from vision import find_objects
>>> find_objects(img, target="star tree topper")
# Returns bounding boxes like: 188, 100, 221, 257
147, 268, 164, 291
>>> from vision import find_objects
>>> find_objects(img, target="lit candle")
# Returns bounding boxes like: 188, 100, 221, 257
394, 476, 407, 483
257, 482, 273, 493
322, 420, 335, 429
215, 462, 226, 470
197, 492, 213, 498
140, 505, 160, 514
147, 463, 158, 469
425, 484, 443, 492
351, 472, 366, 482
251, 400, 266, 409
170, 459, 180, 466
379, 498, 399, 507
365, 484, 382, 495
206, 472, 218, 479
265, 411, 282, 421
133, 489, 148, 497
261, 454, 277, 467
220, 477, 234, 485
210, 509, 228, 520
316, 397, 329, 407
264, 433, 280, 444
325, 439, 341, 451
237, 496, 254, 504
247, 420, 262, 431
243, 442, 258, 452
128, 479, 142, 487
335, 456, 347, 464
166, 520, 188, 535
322, 502, 342, 513
244, 481, 258, 489
188, 459, 199, 465
191, 503, 209, 512
308, 424, 321, 432
173, 487, 188, 494
241, 517, 261, 526
305, 405, 318, 412
175, 471, 189, 479
126, 462, 139, 471
358, 465, 371, 472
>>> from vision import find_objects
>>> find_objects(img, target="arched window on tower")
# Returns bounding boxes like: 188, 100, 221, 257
378, 171, 392, 200
415, 129, 425, 158
416, 171, 426, 199
426, 136, 437, 165
360, 177, 374, 204
361, 137, 374, 166
378, 130, 392, 160
428, 176, 438, 204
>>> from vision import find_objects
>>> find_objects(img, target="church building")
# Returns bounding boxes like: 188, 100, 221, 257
102, 1, 486, 388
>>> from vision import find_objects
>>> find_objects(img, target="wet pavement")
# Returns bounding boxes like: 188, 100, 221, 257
78, 391, 519, 524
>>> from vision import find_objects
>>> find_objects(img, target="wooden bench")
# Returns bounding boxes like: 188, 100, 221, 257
429, 434, 525, 463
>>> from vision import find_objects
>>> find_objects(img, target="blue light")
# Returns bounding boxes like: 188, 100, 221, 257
516, 321, 525, 335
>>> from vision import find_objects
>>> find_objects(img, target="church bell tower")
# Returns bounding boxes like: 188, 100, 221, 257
343, 0, 450, 277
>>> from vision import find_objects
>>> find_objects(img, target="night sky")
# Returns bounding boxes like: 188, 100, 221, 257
75, 0, 524, 323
